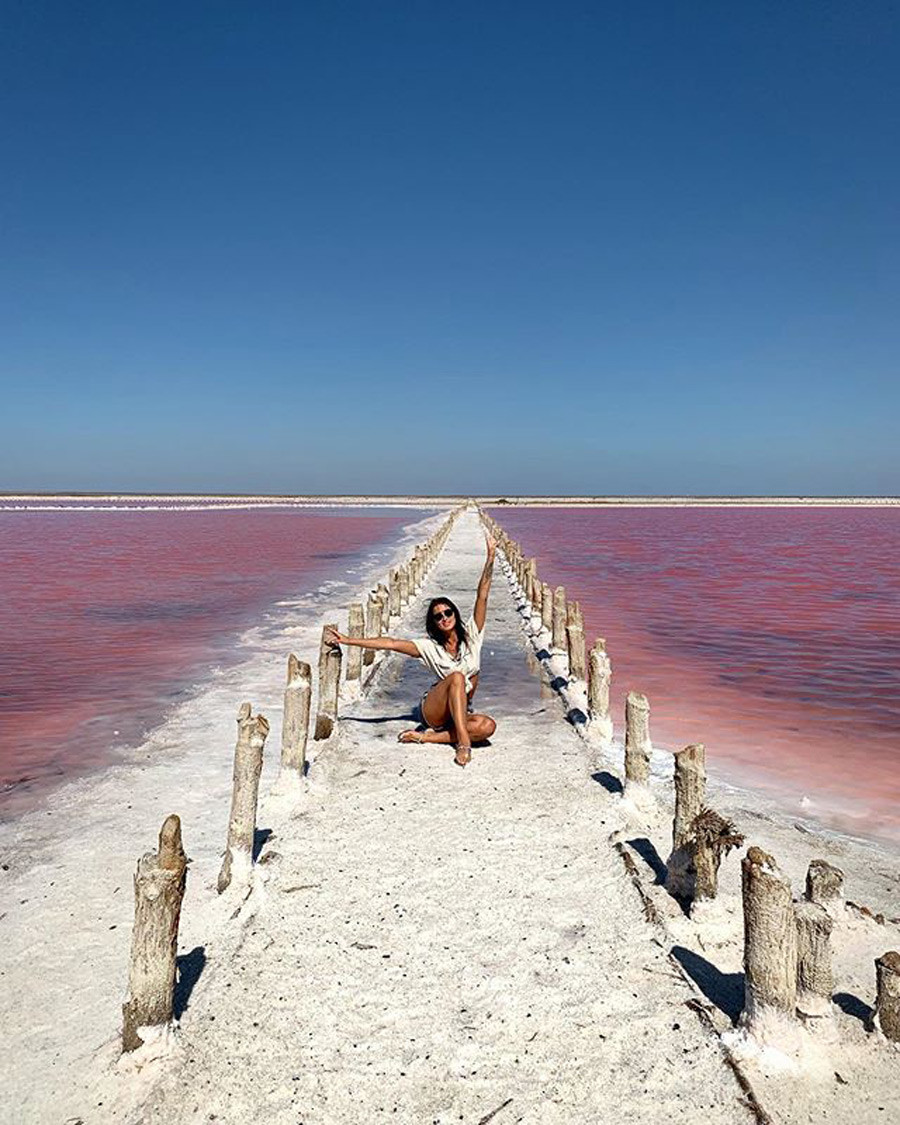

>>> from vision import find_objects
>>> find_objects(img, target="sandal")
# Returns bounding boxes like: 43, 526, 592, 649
454, 745, 472, 768
398, 730, 427, 744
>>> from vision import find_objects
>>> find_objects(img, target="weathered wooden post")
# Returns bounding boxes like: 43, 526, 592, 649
794, 901, 834, 1021
389, 568, 401, 617
122, 814, 187, 1053
566, 623, 586, 681
740, 846, 798, 1035
280, 654, 311, 777
588, 639, 613, 744
541, 583, 553, 631
665, 743, 705, 900
314, 625, 342, 739
218, 703, 269, 892
345, 603, 365, 681
552, 586, 567, 652
566, 600, 584, 633
624, 691, 652, 787
691, 808, 744, 903
364, 593, 381, 667
805, 859, 844, 917
531, 575, 542, 613
874, 952, 900, 1040
377, 585, 390, 634
399, 565, 410, 607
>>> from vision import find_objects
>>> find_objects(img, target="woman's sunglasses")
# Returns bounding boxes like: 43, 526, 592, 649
432, 609, 455, 622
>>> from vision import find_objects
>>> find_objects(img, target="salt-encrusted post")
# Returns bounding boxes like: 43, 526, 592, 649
665, 743, 705, 900
364, 593, 382, 667
280, 654, 311, 777
874, 952, 900, 1041
541, 583, 553, 632
377, 585, 390, 634
345, 603, 365, 681
399, 565, 410, 607
566, 623, 586, 681
389, 568, 401, 617
805, 859, 844, 917
566, 600, 584, 632
218, 703, 269, 892
692, 809, 743, 903
588, 639, 613, 744
794, 901, 834, 1021
122, 814, 187, 1053
624, 691, 652, 787
314, 625, 342, 740
740, 846, 798, 1034
552, 586, 567, 652
531, 576, 542, 614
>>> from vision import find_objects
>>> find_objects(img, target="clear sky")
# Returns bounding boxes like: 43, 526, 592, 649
2, 2, 898, 495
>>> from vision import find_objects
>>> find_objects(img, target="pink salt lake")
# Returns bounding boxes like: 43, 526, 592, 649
489, 505, 900, 844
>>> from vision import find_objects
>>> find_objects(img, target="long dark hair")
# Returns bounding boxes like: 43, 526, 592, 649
425, 596, 468, 650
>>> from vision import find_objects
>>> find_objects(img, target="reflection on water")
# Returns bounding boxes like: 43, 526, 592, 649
489, 505, 900, 842
0, 502, 418, 809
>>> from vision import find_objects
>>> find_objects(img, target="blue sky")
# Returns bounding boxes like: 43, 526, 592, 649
2, 2, 898, 494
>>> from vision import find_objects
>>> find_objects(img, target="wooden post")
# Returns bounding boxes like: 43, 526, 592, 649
122, 815, 187, 1052
218, 703, 269, 893
552, 586, 567, 651
531, 575, 542, 613
588, 639, 612, 743
665, 743, 705, 900
805, 859, 844, 916
692, 808, 744, 903
377, 586, 390, 634
566, 600, 583, 632
566, 623, 586, 681
345, 603, 365, 681
399, 565, 410, 607
314, 625, 342, 740
740, 846, 798, 1032
541, 583, 553, 631
364, 593, 382, 667
389, 568, 401, 617
280, 654, 311, 777
624, 692, 652, 786
794, 901, 834, 1021
874, 952, 900, 1041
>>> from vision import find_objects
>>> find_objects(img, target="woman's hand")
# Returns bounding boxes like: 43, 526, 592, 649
485, 532, 496, 562
324, 626, 344, 647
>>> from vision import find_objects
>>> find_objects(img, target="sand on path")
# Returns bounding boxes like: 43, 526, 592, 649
132, 510, 753, 1124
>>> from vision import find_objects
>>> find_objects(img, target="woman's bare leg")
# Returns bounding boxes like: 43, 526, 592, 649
402, 714, 496, 745
444, 673, 471, 764
398, 674, 496, 764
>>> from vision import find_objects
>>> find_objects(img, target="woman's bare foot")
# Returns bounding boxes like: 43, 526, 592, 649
454, 745, 472, 767
398, 729, 427, 744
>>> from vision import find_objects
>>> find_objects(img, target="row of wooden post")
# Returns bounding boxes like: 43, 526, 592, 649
480, 511, 614, 741
120, 506, 462, 1053
481, 506, 900, 1046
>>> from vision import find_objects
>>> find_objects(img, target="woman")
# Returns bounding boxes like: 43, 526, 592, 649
324, 533, 497, 767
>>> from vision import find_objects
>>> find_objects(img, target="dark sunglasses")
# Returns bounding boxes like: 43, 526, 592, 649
432, 609, 455, 622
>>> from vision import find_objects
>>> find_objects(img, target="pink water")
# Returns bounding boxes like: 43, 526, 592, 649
489, 506, 900, 842
0, 502, 417, 812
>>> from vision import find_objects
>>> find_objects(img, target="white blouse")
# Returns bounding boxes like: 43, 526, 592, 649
413, 614, 485, 692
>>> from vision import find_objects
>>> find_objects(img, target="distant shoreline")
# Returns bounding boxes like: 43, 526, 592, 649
1, 493, 898, 507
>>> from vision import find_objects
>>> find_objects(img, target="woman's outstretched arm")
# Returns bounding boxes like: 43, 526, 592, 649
324, 625, 419, 658
473, 532, 496, 632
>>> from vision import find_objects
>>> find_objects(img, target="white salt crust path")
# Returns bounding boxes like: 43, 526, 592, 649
105, 510, 752, 1124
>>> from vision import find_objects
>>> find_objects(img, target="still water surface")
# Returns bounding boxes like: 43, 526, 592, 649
489, 505, 900, 841
0, 501, 416, 809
